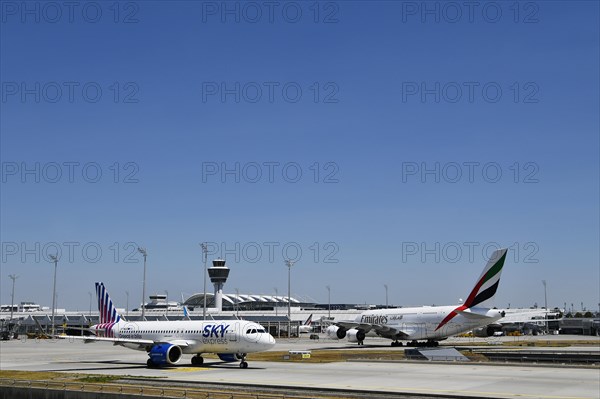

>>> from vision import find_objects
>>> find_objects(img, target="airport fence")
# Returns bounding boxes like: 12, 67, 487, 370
0, 378, 292, 399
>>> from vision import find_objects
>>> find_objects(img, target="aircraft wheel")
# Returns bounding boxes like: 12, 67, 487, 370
240, 361, 248, 369
147, 359, 156, 368
191, 355, 204, 366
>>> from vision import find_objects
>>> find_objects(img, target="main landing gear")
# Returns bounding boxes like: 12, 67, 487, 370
391, 340, 440, 347
401, 340, 439, 347
191, 355, 204, 366
238, 353, 248, 369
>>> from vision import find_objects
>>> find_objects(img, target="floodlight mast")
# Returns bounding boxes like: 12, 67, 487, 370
9, 274, 19, 321
137, 248, 147, 320
326, 285, 331, 319
542, 280, 548, 332
49, 254, 58, 336
284, 259, 296, 320
384, 284, 389, 308
200, 243, 208, 320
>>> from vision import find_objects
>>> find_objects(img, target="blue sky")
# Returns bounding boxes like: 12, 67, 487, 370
1, 1, 598, 313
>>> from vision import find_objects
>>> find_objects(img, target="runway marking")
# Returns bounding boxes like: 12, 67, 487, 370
168, 367, 211, 372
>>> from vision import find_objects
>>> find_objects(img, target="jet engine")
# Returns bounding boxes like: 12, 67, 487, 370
148, 343, 183, 366
325, 325, 347, 339
346, 328, 366, 343
472, 324, 502, 337
217, 353, 237, 362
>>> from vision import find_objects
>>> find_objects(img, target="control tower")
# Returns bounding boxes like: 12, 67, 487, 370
207, 259, 230, 312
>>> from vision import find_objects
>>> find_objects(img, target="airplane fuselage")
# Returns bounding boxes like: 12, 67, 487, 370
355, 306, 503, 340
91, 320, 275, 354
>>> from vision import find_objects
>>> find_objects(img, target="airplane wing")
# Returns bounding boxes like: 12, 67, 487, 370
454, 309, 498, 319
335, 321, 414, 340
56, 335, 190, 348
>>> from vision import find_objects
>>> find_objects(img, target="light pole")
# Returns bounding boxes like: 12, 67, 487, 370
274, 287, 278, 316
8, 274, 19, 321
326, 285, 331, 319
200, 243, 208, 320
235, 288, 240, 317
542, 280, 548, 332
137, 247, 147, 320
49, 254, 58, 336
125, 291, 129, 317
88, 292, 92, 317
165, 290, 169, 315
284, 259, 296, 320
384, 284, 388, 308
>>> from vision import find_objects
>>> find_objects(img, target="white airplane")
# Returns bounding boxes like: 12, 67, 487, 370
60, 282, 276, 368
298, 314, 313, 333
326, 248, 508, 346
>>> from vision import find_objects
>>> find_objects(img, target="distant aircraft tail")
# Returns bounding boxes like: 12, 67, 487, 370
304, 314, 313, 326
95, 282, 123, 324
463, 248, 507, 308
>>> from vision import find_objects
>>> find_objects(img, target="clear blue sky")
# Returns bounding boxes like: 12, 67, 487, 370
1, 1, 598, 312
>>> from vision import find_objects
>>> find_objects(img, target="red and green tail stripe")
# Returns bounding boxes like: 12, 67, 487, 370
435, 249, 507, 331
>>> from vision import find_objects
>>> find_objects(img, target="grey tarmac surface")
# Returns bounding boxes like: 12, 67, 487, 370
1, 337, 599, 399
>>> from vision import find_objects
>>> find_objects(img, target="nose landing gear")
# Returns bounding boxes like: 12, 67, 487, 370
237, 353, 248, 368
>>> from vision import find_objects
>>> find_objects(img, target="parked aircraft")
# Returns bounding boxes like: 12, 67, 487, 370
298, 314, 313, 333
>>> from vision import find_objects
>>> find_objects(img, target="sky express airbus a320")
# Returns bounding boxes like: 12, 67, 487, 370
326, 248, 508, 346
60, 282, 276, 368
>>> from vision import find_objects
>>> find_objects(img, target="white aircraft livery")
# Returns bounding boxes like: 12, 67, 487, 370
326, 248, 508, 346
298, 314, 313, 333
60, 282, 276, 368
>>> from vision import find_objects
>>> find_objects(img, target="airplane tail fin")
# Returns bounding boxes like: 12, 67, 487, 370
95, 282, 123, 324
183, 305, 191, 320
305, 314, 313, 326
463, 248, 507, 308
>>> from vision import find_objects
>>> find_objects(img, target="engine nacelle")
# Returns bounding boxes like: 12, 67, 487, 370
148, 343, 183, 365
347, 329, 366, 343
326, 325, 347, 339
472, 324, 502, 338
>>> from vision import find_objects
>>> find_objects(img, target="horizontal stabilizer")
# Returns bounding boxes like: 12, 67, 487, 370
455, 309, 494, 319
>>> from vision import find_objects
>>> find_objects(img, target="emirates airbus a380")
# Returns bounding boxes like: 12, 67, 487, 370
60, 282, 276, 368
327, 248, 508, 346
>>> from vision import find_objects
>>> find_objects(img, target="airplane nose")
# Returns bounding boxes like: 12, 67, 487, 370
264, 334, 276, 348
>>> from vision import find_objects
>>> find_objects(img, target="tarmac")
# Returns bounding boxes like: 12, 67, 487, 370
1, 336, 599, 399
